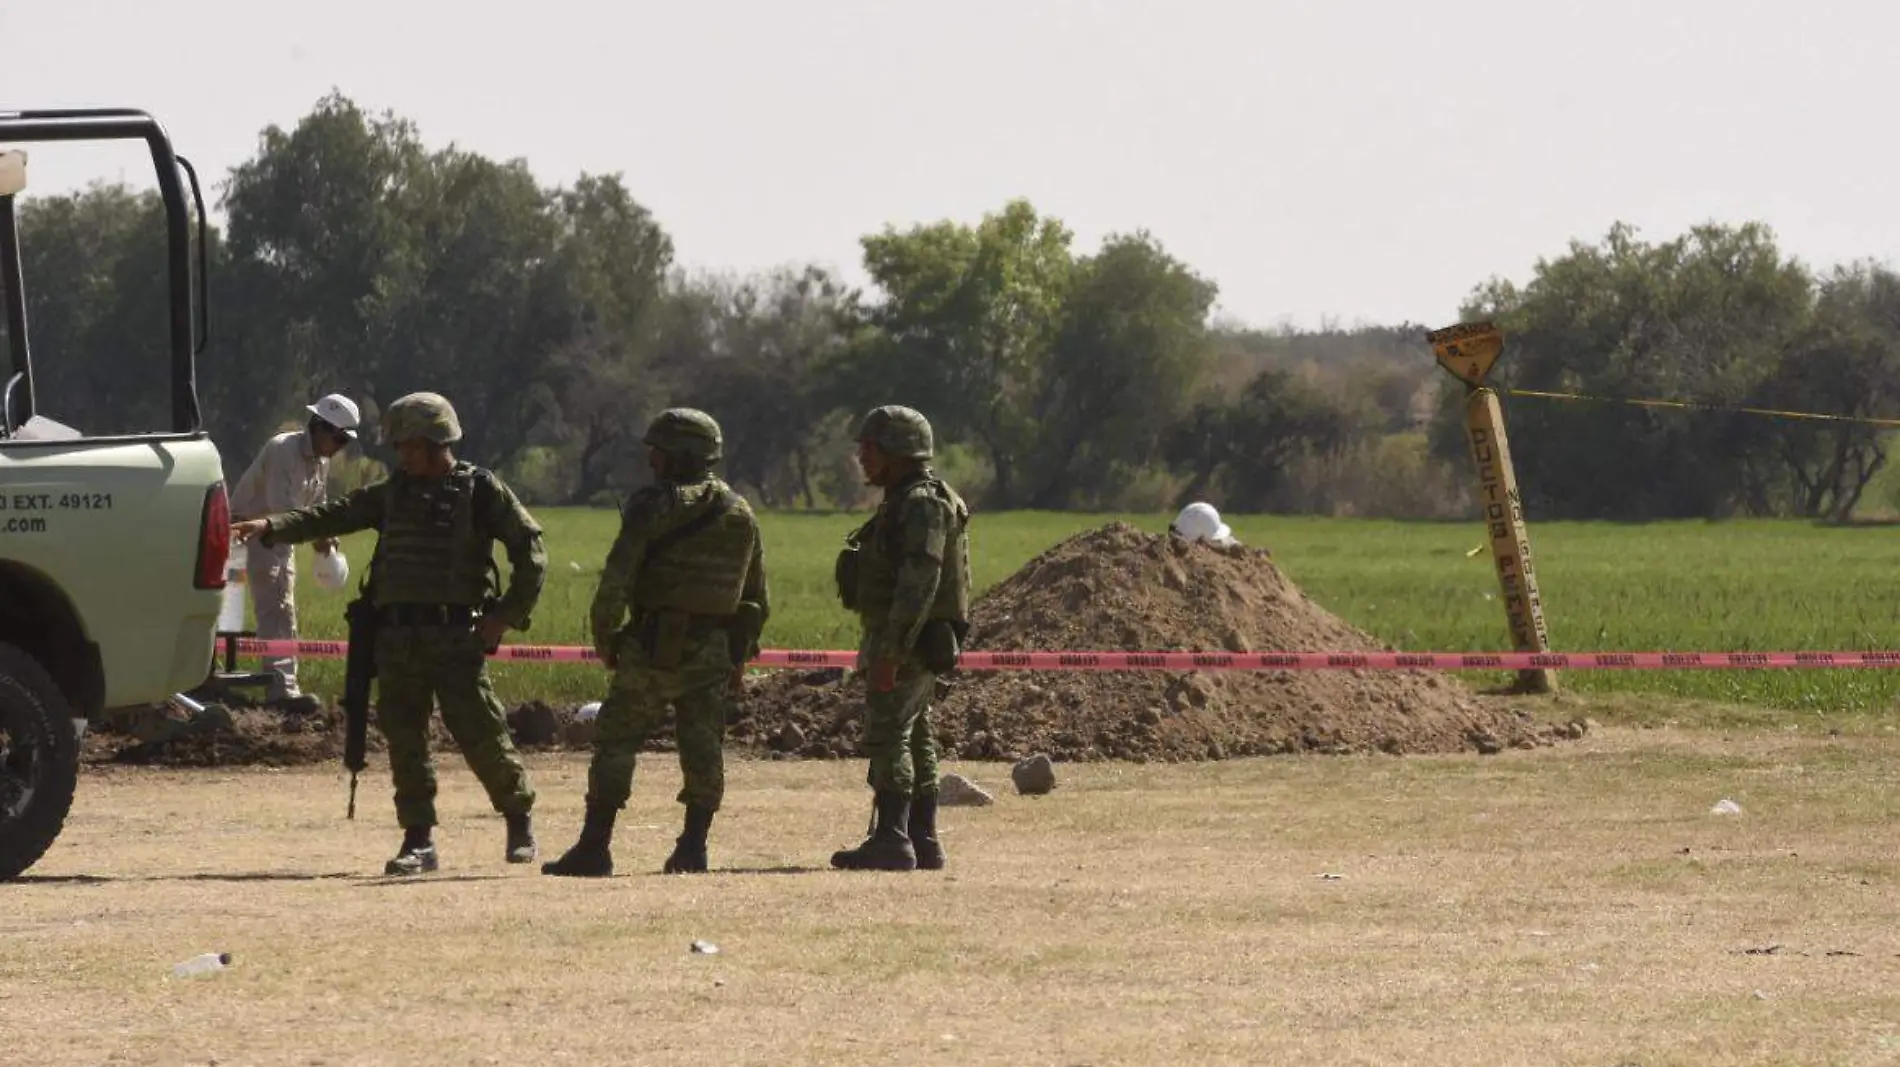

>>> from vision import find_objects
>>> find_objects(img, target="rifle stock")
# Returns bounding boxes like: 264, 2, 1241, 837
340, 595, 378, 819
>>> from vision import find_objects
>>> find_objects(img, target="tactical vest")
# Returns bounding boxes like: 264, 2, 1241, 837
852, 472, 971, 624
631, 479, 759, 618
368, 463, 500, 607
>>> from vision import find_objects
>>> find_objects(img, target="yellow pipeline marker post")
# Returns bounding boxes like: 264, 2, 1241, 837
1427, 321, 1557, 695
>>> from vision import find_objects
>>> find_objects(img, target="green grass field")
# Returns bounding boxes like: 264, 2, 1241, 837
256, 510, 1900, 719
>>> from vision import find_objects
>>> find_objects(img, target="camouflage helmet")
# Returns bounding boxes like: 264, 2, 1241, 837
856, 405, 933, 460
381, 391, 463, 445
643, 407, 723, 464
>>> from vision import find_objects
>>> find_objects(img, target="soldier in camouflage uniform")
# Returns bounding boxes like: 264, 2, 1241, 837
232, 392, 547, 876
830, 405, 972, 872
542, 409, 769, 878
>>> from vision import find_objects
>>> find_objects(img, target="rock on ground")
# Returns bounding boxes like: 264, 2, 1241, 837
1011, 754, 1057, 795
938, 772, 995, 806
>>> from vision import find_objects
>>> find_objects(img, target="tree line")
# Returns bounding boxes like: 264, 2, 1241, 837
7, 92, 1900, 522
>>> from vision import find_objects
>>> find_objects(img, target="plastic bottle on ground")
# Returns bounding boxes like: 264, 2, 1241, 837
172, 952, 231, 977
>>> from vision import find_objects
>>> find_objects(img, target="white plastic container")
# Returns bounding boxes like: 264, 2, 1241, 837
311, 548, 350, 590
216, 540, 248, 634
172, 952, 231, 977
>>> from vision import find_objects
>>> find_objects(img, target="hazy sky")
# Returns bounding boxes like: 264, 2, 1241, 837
4, 0, 1896, 331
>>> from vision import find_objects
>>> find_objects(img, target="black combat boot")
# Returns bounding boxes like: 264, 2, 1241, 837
505, 811, 537, 864
909, 791, 944, 871
385, 825, 438, 876
663, 804, 715, 874
830, 790, 917, 871
541, 804, 617, 877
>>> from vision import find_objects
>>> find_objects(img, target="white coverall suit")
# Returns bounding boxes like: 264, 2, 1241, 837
229, 429, 331, 700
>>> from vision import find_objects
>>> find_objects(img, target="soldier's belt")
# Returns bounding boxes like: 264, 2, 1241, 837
379, 603, 477, 627
631, 609, 731, 637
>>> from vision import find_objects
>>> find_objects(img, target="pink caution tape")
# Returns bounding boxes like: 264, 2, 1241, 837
229, 639, 1900, 671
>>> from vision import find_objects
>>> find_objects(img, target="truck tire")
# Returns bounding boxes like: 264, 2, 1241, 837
0, 641, 78, 881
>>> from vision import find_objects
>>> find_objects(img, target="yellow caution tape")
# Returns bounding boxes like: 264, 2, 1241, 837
1503, 388, 1900, 430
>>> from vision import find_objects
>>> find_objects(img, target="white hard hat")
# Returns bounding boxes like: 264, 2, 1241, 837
1172, 502, 1234, 545
307, 393, 361, 435
311, 548, 350, 590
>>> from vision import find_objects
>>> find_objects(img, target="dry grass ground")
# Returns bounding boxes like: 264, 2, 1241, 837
7, 719, 1900, 1066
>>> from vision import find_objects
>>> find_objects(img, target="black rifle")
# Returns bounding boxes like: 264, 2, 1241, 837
339, 496, 389, 820
339, 594, 378, 819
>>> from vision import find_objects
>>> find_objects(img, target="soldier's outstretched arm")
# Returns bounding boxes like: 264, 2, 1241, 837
250, 482, 388, 547
589, 488, 667, 659
882, 493, 950, 655
485, 480, 548, 630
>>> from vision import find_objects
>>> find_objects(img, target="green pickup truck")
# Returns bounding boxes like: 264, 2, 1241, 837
0, 110, 231, 880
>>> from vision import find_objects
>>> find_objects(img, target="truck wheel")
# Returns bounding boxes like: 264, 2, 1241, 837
0, 642, 78, 881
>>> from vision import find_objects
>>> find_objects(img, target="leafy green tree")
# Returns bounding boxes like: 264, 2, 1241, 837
1753, 262, 1900, 520
1449, 222, 1814, 519
221, 91, 431, 420
4, 184, 200, 437
663, 266, 855, 507
219, 93, 675, 493
1167, 367, 1368, 510
850, 199, 1074, 505
1028, 231, 1218, 507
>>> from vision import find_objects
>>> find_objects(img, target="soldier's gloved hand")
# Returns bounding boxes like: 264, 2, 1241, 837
478, 615, 509, 652
230, 519, 269, 543
870, 657, 899, 693
313, 537, 339, 556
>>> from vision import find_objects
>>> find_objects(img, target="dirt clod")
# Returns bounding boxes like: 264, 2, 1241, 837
507, 701, 562, 747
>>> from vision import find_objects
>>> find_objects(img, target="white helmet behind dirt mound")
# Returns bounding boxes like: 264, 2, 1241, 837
1172, 502, 1235, 545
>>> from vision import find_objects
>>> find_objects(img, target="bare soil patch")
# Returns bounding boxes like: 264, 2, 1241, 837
83, 694, 597, 769
15, 728, 1900, 1067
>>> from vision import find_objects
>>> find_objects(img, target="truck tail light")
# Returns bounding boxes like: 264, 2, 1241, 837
194, 482, 230, 590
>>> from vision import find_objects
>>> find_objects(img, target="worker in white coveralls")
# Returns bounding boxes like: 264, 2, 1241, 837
229, 394, 361, 708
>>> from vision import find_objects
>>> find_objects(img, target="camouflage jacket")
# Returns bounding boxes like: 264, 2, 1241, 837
261, 462, 547, 629
589, 475, 769, 657
855, 468, 969, 658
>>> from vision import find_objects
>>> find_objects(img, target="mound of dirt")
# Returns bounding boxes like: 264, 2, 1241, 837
735, 522, 1568, 762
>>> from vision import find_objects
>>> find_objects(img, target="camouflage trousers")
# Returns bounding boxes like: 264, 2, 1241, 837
587, 629, 733, 813
374, 622, 535, 829
858, 637, 940, 798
